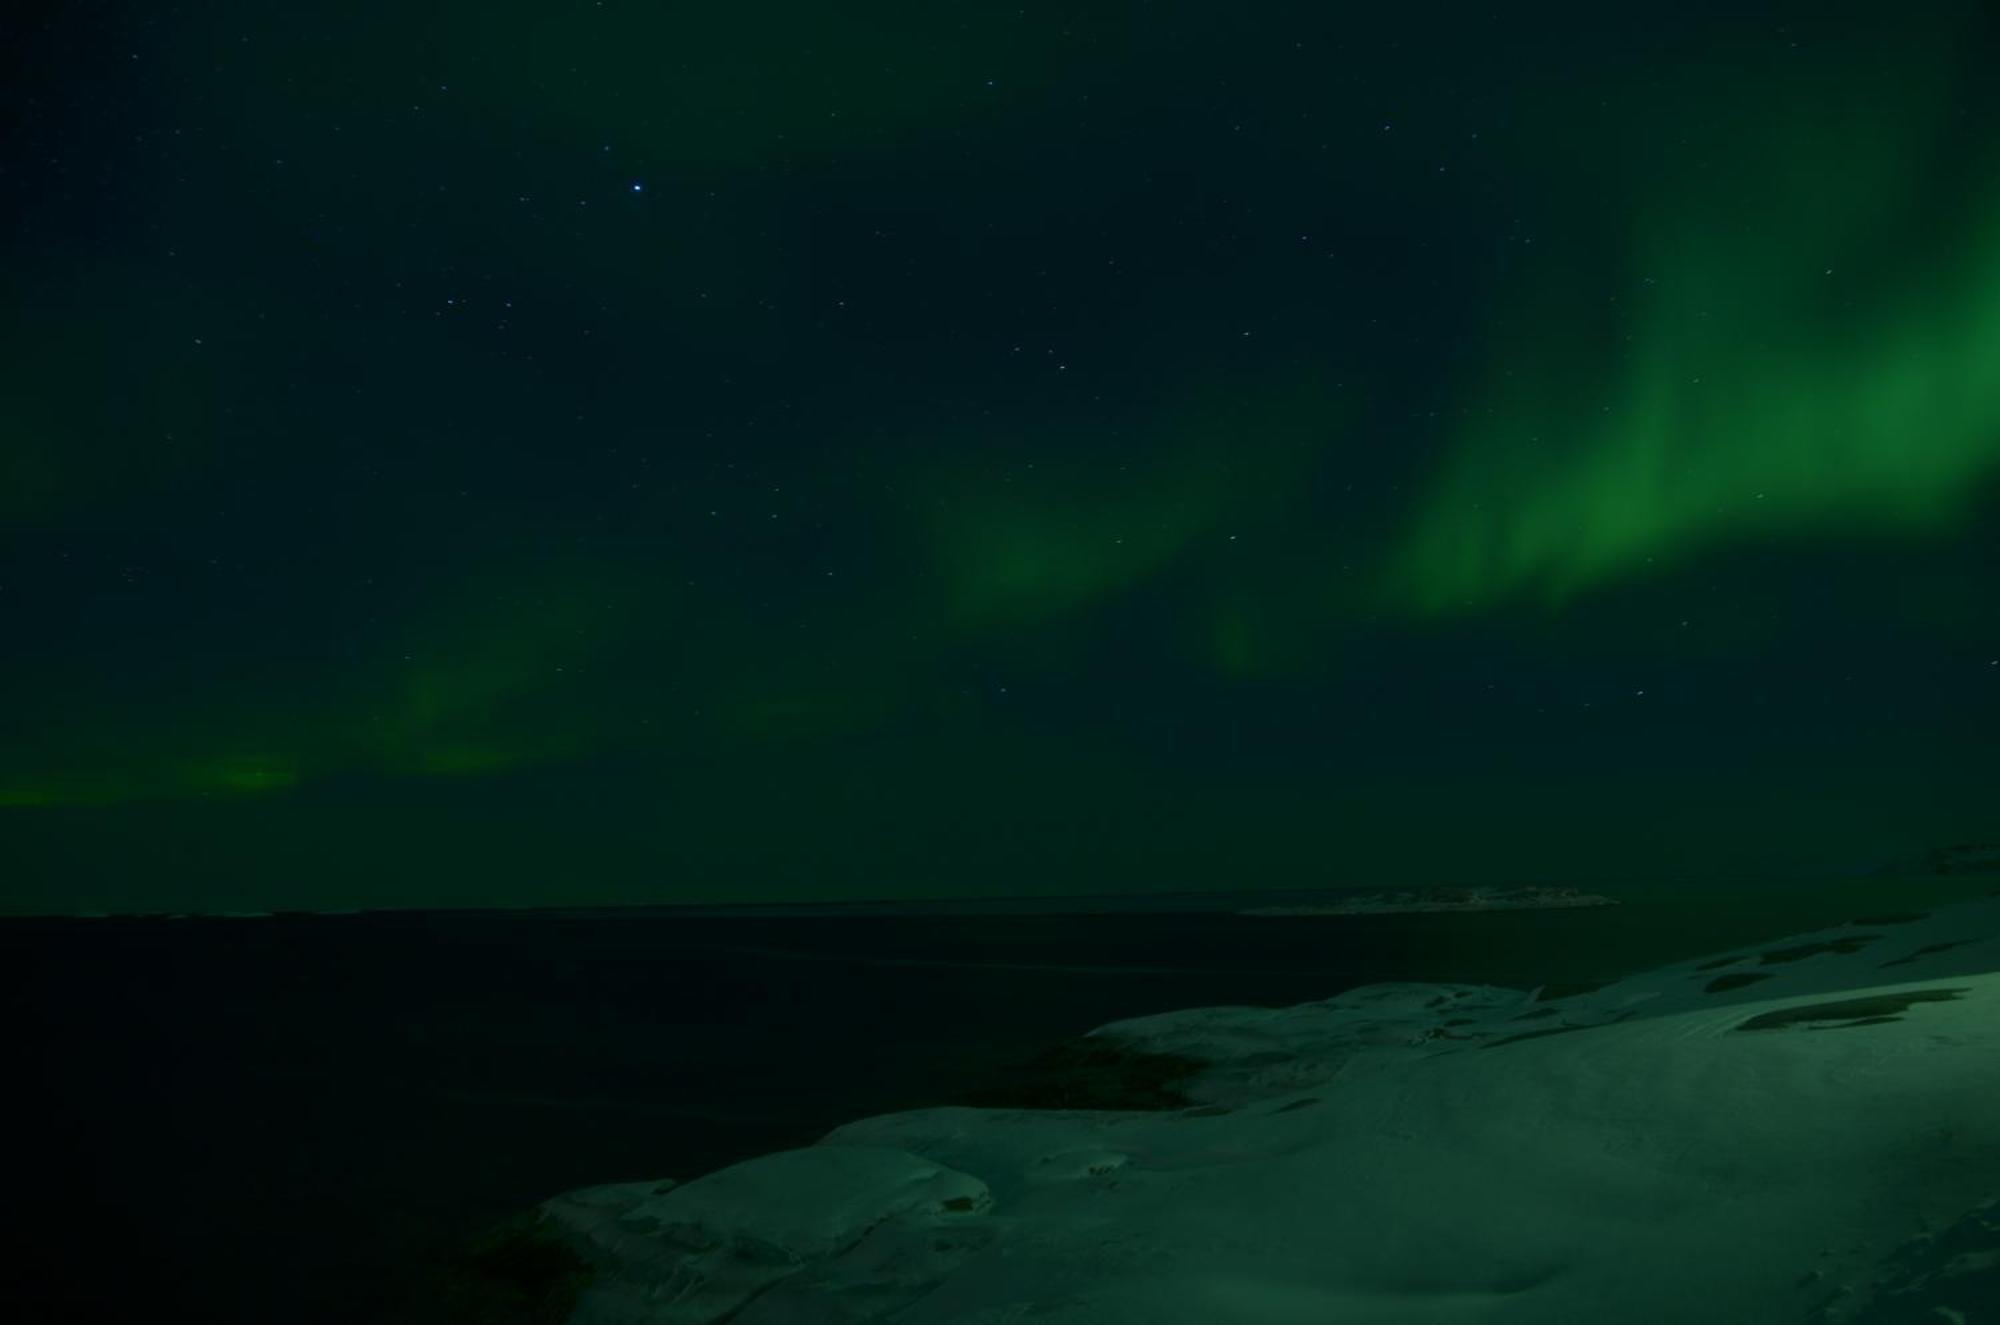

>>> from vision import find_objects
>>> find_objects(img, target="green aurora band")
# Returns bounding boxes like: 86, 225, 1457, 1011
1391, 52, 2000, 613
5, 25, 1997, 848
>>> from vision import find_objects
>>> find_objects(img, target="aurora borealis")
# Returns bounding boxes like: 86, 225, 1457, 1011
1394, 45, 2000, 611
4, 3, 1997, 912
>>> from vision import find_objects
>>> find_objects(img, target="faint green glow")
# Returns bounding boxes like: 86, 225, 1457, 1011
405, 745, 525, 777
428, 5, 1058, 169
1211, 606, 1263, 677
0, 556, 648, 806
722, 686, 891, 741
921, 380, 1339, 633
194, 757, 302, 794
1204, 597, 1318, 680
1391, 49, 2000, 612
357, 554, 648, 778
0, 757, 299, 807
0, 779, 119, 809
933, 462, 1225, 627
0, 266, 222, 528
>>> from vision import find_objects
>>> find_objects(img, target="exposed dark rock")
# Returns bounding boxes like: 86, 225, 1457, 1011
1481, 1024, 1590, 1049
1759, 935, 1879, 964
399, 1212, 591, 1325
1533, 980, 1612, 1002
1830, 1195, 2000, 1322
1877, 939, 1979, 968
1732, 988, 1970, 1032
1705, 972, 1776, 994
947, 1038, 1209, 1111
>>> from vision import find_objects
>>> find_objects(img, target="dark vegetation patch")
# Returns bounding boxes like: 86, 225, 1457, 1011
1835, 1195, 2000, 1322
1758, 935, 1879, 965
939, 1196, 978, 1213
1847, 912, 1928, 925
1695, 955, 1744, 971
1443, 1018, 1477, 1027
1732, 988, 1971, 1032
1511, 1007, 1560, 1021
1533, 980, 1611, 1002
1272, 1097, 1321, 1113
1481, 1024, 1590, 1049
1704, 972, 1776, 994
400, 1212, 592, 1325
948, 1038, 1208, 1111
1878, 939, 1980, 968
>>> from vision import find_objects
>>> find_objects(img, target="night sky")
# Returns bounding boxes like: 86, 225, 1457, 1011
5, 3, 1998, 914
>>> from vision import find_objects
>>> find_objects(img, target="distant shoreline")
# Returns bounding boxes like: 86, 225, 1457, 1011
1240, 885, 1620, 917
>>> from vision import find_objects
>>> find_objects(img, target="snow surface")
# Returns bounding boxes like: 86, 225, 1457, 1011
543, 893, 2000, 1323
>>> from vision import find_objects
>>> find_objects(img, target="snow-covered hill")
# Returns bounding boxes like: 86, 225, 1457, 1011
540, 891, 2000, 1324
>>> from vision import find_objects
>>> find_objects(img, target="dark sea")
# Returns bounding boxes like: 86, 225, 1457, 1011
8, 874, 1991, 1324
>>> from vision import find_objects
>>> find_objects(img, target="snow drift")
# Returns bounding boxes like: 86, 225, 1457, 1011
541, 893, 2000, 1323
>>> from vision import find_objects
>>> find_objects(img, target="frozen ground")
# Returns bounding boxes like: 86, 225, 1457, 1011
541, 891, 2000, 1323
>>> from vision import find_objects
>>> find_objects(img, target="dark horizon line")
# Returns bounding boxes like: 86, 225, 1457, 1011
2, 865, 1919, 922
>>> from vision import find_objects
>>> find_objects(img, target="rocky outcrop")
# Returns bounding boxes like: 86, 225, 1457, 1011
540, 1147, 995, 1324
